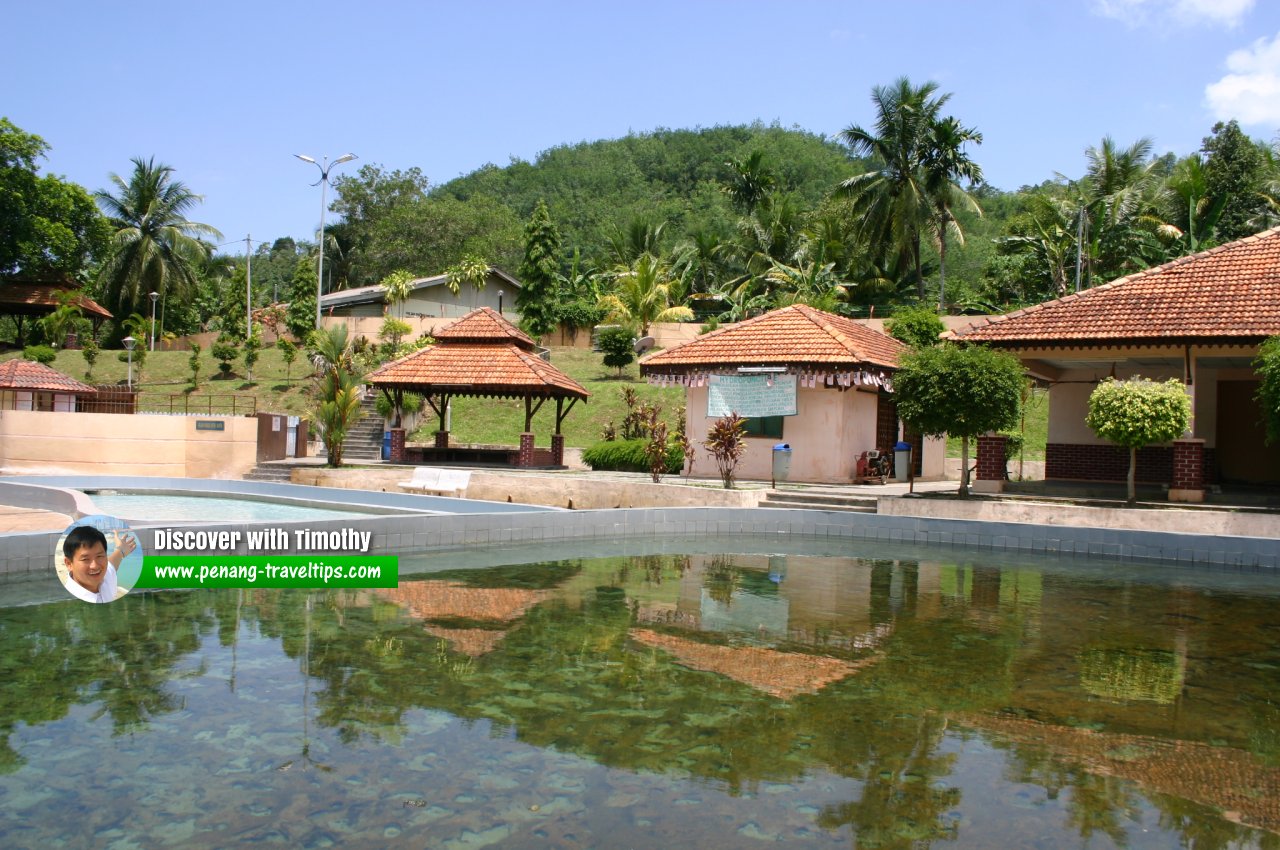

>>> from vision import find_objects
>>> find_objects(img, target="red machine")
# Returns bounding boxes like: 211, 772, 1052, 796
855, 450, 891, 485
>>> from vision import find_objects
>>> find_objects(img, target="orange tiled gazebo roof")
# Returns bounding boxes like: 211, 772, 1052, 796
369, 306, 587, 400
640, 304, 906, 374
949, 227, 1280, 348
0, 358, 96, 394
0, 278, 113, 320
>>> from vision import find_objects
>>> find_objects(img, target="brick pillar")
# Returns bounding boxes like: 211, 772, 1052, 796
389, 428, 406, 463
551, 433, 565, 467
518, 433, 536, 467
974, 433, 1008, 494
434, 430, 450, 450
1170, 438, 1205, 503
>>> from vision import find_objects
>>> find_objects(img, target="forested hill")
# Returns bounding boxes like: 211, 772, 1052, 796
434, 123, 865, 263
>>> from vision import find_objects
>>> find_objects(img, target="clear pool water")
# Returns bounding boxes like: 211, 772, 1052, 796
1, 548, 1277, 848
85, 492, 391, 523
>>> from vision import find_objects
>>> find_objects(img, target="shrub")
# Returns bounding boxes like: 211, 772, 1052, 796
1086, 377, 1191, 503
598, 326, 635, 375
277, 338, 298, 380
22, 345, 56, 365
188, 342, 203, 388
582, 438, 682, 474
885, 305, 946, 349
211, 335, 239, 376
704, 413, 747, 489
81, 338, 99, 379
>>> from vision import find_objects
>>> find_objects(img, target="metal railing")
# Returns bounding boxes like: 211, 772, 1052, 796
80, 389, 258, 416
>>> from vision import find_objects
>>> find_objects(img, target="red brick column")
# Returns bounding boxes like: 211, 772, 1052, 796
389, 428, 406, 463
434, 430, 450, 450
1170, 438, 1205, 503
518, 433, 536, 467
551, 433, 565, 467
974, 433, 1007, 493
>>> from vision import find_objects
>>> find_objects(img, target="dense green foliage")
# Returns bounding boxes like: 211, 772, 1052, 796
581, 437, 682, 474
22, 344, 56, 364
1085, 377, 1191, 502
885, 304, 946, 348
1255, 336, 1280, 445
515, 199, 562, 338
0, 119, 108, 278
893, 343, 1024, 495
598, 326, 635, 373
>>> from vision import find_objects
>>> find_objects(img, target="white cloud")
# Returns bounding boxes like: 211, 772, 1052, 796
1205, 31, 1280, 125
1094, 0, 1254, 28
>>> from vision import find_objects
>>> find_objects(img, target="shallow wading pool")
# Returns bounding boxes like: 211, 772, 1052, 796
1, 540, 1277, 848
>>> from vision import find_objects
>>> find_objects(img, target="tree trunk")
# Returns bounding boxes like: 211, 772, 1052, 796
1127, 445, 1137, 505
959, 435, 970, 497
913, 233, 925, 300
937, 229, 947, 314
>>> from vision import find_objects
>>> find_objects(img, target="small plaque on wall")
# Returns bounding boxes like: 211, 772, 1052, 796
195, 420, 225, 432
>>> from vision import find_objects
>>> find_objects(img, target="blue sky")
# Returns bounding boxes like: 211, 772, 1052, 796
6, 1, 1280, 253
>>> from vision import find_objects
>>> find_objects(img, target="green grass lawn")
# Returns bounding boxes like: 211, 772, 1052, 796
423, 348, 686, 448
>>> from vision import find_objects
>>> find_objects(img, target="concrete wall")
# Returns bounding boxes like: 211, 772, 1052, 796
291, 466, 764, 510
0, 411, 259, 478
877, 494, 1280, 539
323, 311, 523, 343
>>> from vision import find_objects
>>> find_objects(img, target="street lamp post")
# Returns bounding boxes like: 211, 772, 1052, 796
295, 153, 357, 329
149, 292, 159, 351
123, 336, 136, 390
498, 290, 504, 316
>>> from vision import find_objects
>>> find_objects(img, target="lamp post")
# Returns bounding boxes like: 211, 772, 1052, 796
295, 153, 357, 329
498, 290, 504, 316
149, 292, 159, 351
123, 336, 136, 390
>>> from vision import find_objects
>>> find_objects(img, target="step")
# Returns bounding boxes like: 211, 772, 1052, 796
763, 491, 881, 510
759, 500, 876, 514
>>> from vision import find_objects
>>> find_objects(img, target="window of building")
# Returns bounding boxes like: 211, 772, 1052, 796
742, 415, 784, 439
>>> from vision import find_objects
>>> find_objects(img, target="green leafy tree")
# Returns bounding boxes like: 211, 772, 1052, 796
924, 116, 984, 311
444, 254, 490, 303
1162, 154, 1225, 253
1086, 377, 1191, 504
286, 257, 318, 340
893, 343, 1025, 496
188, 341, 202, 388
94, 157, 220, 325
0, 118, 108, 276
38, 291, 83, 348
723, 150, 776, 215
886, 305, 945, 349
81, 337, 99, 380
211, 334, 238, 377
597, 326, 635, 376
1255, 336, 1280, 449
1202, 120, 1267, 241
242, 328, 261, 382
309, 325, 364, 467
276, 337, 298, 381
704, 413, 747, 489
220, 266, 248, 340
516, 199, 562, 339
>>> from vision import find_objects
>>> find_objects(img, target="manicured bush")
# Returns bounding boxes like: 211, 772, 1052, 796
22, 345, 56, 365
598, 326, 635, 375
582, 438, 682, 474
1086, 377, 1191, 503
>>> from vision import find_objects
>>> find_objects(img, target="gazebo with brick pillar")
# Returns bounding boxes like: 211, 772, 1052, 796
367, 307, 588, 467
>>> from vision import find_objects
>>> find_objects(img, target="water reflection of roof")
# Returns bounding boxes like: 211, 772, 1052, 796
630, 628, 878, 700
422, 625, 508, 656
963, 713, 1280, 835
376, 582, 552, 623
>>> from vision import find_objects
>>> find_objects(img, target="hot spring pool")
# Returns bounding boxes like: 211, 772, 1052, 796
83, 491, 415, 523
1, 546, 1277, 848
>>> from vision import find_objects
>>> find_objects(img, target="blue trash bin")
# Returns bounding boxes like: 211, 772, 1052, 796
382, 431, 392, 461
772, 443, 792, 487
893, 441, 912, 481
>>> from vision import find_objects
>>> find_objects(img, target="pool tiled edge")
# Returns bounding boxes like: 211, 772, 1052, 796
3, 503, 1279, 575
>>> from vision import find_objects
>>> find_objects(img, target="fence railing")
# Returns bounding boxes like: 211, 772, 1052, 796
80, 388, 258, 416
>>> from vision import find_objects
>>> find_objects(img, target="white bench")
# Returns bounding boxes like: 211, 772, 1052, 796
398, 467, 471, 497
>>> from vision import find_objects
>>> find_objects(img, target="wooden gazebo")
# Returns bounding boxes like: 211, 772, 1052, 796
368, 307, 588, 467
0, 276, 113, 346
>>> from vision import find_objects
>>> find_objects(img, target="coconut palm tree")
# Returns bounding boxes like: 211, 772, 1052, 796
838, 77, 949, 300
95, 157, 221, 324
598, 254, 694, 335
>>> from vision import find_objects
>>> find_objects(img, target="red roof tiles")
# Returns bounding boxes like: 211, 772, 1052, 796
951, 227, 1280, 346
370, 344, 588, 398
0, 280, 113, 319
0, 358, 96, 394
639, 304, 906, 374
432, 306, 537, 349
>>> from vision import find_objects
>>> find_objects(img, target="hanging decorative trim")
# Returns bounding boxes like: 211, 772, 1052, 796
646, 367, 893, 393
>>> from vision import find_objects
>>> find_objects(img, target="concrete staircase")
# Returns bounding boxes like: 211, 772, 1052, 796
759, 490, 879, 513
242, 463, 297, 483
342, 397, 386, 463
